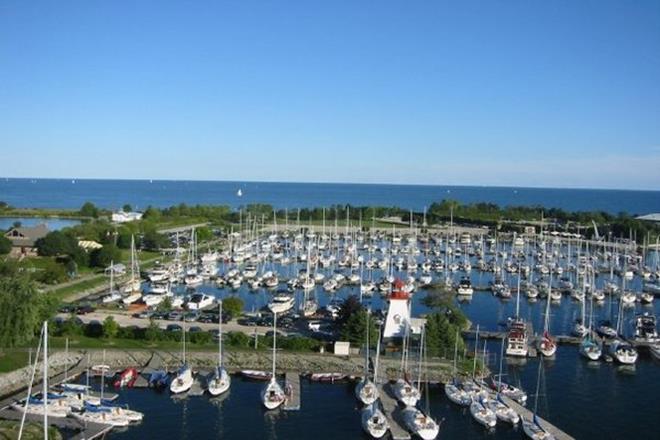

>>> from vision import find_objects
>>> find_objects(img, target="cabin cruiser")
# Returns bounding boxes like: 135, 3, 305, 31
634, 313, 658, 343
268, 294, 295, 314
457, 276, 474, 296
506, 319, 528, 357
186, 293, 214, 310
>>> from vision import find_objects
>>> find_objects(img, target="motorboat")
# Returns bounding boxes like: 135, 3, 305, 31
506, 319, 528, 357
186, 293, 214, 310
457, 276, 474, 296
268, 294, 295, 314
634, 313, 658, 343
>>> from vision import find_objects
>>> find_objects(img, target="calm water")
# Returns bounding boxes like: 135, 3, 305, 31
94, 345, 659, 440
2, 178, 659, 214
0, 217, 80, 231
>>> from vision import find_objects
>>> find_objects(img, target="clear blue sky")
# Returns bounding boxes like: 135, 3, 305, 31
1, 1, 659, 189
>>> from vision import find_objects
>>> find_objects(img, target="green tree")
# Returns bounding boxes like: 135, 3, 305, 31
195, 226, 213, 242
142, 230, 169, 250
340, 308, 377, 346
337, 295, 362, 325
0, 236, 11, 255
89, 244, 121, 268
145, 319, 163, 341
102, 316, 119, 339
424, 312, 465, 358
157, 296, 173, 312
80, 202, 99, 218
35, 231, 78, 257
123, 204, 132, 212
0, 274, 57, 347
222, 297, 244, 320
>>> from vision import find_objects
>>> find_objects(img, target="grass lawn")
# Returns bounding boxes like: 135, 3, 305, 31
0, 420, 62, 440
47, 336, 216, 352
0, 350, 30, 373
48, 276, 108, 303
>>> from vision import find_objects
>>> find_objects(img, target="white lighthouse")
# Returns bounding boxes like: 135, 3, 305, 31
383, 280, 412, 338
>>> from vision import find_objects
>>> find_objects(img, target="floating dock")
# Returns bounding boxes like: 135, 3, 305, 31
283, 372, 301, 411
377, 383, 410, 440
499, 395, 575, 440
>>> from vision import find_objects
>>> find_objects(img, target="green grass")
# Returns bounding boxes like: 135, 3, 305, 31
0, 350, 30, 373
45, 336, 216, 351
48, 276, 108, 303
0, 420, 62, 440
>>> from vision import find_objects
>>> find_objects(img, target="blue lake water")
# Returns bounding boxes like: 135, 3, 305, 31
0, 217, 80, 231
1, 178, 659, 214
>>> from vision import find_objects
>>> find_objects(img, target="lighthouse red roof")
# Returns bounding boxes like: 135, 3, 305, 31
389, 278, 410, 300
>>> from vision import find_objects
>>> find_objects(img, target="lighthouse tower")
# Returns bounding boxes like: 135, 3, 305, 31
383, 279, 412, 338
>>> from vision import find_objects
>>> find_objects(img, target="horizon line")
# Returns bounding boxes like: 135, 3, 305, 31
1, 175, 659, 193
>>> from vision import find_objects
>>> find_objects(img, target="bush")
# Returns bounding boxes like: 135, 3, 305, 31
222, 297, 244, 319
89, 244, 121, 268
190, 331, 212, 345
145, 319, 163, 341
36, 261, 69, 285
102, 316, 119, 338
225, 331, 250, 348
141, 230, 169, 250
0, 236, 12, 255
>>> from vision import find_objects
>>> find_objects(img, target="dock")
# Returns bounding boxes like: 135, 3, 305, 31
283, 372, 301, 411
377, 383, 410, 440
499, 395, 575, 440
0, 408, 112, 440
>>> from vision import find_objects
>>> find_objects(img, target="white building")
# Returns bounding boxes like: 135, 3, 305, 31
112, 211, 143, 223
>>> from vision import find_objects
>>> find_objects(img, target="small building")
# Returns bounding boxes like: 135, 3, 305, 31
112, 211, 143, 223
334, 341, 350, 356
3, 224, 49, 256
78, 240, 103, 251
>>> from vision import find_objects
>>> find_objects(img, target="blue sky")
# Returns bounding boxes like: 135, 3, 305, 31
1, 1, 659, 189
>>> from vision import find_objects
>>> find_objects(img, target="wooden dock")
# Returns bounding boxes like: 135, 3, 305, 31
377, 383, 410, 440
283, 372, 301, 411
499, 395, 575, 440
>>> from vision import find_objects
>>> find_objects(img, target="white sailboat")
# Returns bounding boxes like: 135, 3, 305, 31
207, 301, 231, 396
355, 312, 379, 405
506, 266, 529, 357
537, 273, 557, 357
402, 326, 440, 440
170, 321, 193, 394
261, 312, 286, 410
522, 361, 555, 440
361, 326, 389, 438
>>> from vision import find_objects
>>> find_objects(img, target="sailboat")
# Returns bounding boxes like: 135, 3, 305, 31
393, 312, 421, 407
506, 266, 529, 357
522, 361, 555, 440
355, 311, 379, 405
361, 326, 390, 438
207, 301, 231, 396
102, 261, 121, 303
537, 273, 557, 357
402, 325, 440, 440
485, 341, 520, 425
572, 268, 588, 337
579, 292, 602, 361
122, 235, 142, 304
444, 329, 471, 406
14, 321, 71, 428
261, 312, 286, 410
170, 321, 194, 394
469, 340, 497, 429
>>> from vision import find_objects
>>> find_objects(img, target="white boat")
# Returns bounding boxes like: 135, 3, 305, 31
142, 293, 166, 307
609, 339, 638, 365
170, 323, 194, 394
355, 316, 379, 405
72, 409, 130, 427
361, 402, 389, 438
268, 294, 295, 314
186, 293, 215, 310
579, 338, 601, 361
444, 380, 471, 406
261, 312, 286, 410
486, 394, 520, 425
207, 302, 231, 397
650, 343, 660, 361
402, 406, 439, 440
392, 378, 420, 407
121, 292, 142, 305
470, 396, 497, 428
523, 414, 555, 440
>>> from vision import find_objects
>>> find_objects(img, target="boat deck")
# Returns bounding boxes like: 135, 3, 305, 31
283, 372, 301, 410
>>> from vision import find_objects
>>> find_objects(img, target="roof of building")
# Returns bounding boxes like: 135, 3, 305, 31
636, 213, 660, 222
3, 224, 49, 247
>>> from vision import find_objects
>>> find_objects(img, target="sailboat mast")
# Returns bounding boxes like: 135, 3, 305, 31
43, 320, 48, 440
516, 265, 521, 319
218, 301, 223, 367
272, 312, 277, 377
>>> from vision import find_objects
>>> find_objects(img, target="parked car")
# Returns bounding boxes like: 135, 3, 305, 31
166, 324, 182, 332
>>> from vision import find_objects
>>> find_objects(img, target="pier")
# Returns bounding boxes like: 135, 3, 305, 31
377, 383, 410, 440
499, 395, 575, 440
283, 372, 301, 411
